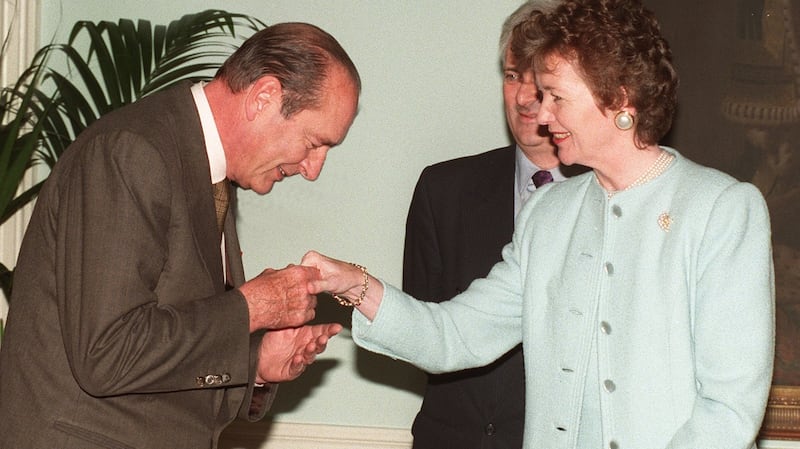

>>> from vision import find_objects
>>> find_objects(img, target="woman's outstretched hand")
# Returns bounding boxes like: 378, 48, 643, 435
301, 250, 383, 320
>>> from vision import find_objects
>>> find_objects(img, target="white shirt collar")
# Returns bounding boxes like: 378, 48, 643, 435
190, 81, 227, 184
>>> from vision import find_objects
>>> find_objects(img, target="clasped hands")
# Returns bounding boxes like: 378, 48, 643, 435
237, 251, 380, 384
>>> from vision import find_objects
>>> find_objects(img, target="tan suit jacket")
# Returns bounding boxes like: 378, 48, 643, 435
0, 82, 274, 449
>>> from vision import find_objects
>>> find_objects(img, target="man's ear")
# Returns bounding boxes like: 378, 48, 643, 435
245, 76, 282, 121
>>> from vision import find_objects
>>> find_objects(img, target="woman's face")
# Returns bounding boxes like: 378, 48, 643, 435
535, 55, 619, 168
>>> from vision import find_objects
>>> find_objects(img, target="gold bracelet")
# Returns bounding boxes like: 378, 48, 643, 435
332, 263, 369, 307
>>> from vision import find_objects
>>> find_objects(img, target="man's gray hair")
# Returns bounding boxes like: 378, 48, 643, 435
499, 0, 560, 63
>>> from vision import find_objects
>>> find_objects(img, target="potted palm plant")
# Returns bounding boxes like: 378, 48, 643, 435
0, 9, 265, 338
0, 31, 51, 302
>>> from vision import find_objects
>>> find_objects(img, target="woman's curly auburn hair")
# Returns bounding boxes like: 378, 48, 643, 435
511, 0, 679, 146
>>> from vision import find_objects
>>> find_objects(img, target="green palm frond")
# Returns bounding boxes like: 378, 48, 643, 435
0, 55, 50, 225
34, 9, 265, 162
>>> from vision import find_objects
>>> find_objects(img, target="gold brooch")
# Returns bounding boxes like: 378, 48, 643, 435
658, 212, 672, 232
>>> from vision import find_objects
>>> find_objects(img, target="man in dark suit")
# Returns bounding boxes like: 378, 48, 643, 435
0, 23, 358, 449
402, 2, 578, 447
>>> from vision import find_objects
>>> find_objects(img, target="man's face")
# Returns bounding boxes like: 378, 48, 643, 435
502, 49, 553, 157
229, 66, 359, 194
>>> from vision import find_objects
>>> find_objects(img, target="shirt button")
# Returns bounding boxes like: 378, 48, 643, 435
600, 321, 612, 334
484, 423, 496, 436
605, 262, 614, 275
612, 205, 622, 217
609, 440, 620, 449
603, 379, 616, 393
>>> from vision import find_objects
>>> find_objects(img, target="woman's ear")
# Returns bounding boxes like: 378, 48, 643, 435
617, 86, 636, 115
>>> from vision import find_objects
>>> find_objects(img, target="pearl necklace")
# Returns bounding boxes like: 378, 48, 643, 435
606, 149, 674, 198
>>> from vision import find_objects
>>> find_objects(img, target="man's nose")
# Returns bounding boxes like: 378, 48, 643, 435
516, 81, 540, 110
299, 147, 329, 181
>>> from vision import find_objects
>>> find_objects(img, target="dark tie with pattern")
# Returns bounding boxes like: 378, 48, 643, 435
532, 170, 554, 188
213, 179, 230, 233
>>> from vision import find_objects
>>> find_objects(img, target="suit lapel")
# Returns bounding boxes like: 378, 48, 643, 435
463, 145, 516, 241
170, 83, 226, 291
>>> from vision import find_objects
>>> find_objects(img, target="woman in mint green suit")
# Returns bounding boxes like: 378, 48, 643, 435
302, 1, 775, 448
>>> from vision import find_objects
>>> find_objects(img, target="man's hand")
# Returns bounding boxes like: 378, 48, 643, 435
255, 323, 343, 383
239, 265, 321, 332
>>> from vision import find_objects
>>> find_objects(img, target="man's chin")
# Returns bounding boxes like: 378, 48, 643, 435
250, 182, 275, 195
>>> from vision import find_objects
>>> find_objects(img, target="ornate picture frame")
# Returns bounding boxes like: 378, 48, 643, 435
763, 386, 800, 438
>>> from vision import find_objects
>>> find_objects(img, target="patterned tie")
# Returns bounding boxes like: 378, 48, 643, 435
212, 179, 230, 233
532, 170, 554, 188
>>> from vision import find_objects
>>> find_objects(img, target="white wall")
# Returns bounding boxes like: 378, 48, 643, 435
38, 0, 521, 432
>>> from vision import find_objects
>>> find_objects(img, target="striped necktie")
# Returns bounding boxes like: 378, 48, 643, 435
212, 179, 230, 233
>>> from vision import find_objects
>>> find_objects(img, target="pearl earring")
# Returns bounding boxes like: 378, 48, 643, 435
614, 110, 634, 130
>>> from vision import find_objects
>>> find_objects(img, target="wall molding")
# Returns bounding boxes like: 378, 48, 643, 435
217, 421, 798, 449
216, 419, 800, 449
219, 421, 412, 449
761, 440, 800, 449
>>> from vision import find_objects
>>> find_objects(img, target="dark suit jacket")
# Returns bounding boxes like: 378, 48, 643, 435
0, 82, 273, 449
403, 145, 524, 449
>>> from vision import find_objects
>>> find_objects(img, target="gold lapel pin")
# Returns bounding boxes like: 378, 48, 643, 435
658, 212, 672, 232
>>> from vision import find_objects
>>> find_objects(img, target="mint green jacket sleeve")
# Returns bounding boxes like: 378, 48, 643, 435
665, 181, 774, 448
351, 264, 524, 373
